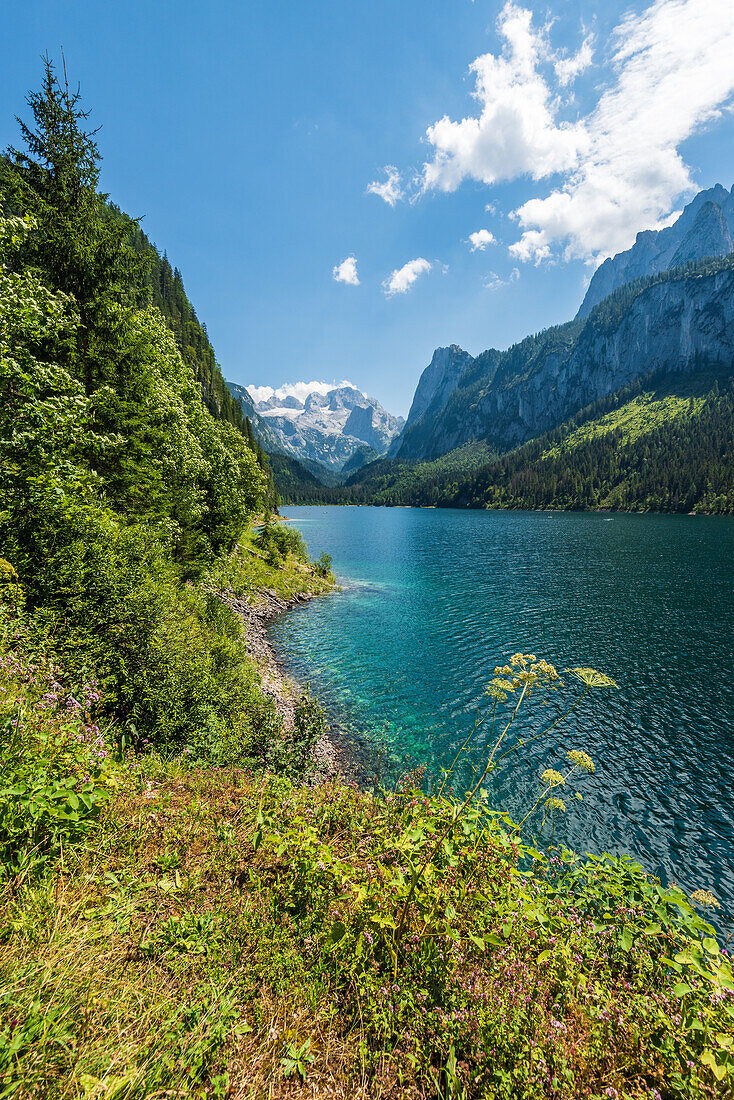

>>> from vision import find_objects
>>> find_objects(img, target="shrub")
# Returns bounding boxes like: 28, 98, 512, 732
314, 552, 333, 578
0, 613, 115, 877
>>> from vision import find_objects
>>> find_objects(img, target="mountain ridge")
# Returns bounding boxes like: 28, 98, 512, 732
229, 380, 403, 470
576, 183, 734, 318
378, 184, 734, 467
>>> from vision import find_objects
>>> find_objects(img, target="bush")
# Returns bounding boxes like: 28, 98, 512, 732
255, 522, 308, 565
0, 612, 115, 877
314, 552, 333, 578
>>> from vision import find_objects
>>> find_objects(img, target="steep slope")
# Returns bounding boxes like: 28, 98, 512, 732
298, 365, 733, 514
267, 451, 342, 500
577, 184, 734, 318
226, 380, 285, 454
238, 381, 403, 469
389, 345, 474, 459
392, 255, 734, 461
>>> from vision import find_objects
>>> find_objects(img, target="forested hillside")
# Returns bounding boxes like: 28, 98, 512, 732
0, 58, 319, 758
2, 154, 276, 513
283, 367, 734, 513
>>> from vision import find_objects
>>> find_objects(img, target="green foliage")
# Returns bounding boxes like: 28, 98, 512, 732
292, 367, 734, 514
254, 519, 308, 566
314, 551, 333, 578
3, 56, 147, 392
281, 1038, 314, 1081
0, 59, 315, 765
0, 614, 114, 878
0, 643, 732, 1097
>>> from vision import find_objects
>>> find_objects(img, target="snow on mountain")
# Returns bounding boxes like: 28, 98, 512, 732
237, 380, 403, 470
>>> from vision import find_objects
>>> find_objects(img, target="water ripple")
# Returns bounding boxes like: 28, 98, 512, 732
269, 507, 734, 914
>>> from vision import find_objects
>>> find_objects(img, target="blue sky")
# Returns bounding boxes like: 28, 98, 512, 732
3, 1, 734, 416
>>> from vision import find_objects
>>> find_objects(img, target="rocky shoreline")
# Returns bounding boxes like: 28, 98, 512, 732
219, 585, 344, 780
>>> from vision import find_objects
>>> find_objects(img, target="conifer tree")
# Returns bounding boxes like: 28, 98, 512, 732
4, 54, 145, 389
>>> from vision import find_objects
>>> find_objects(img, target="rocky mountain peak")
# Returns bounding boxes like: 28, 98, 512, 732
577, 184, 734, 318
227, 379, 403, 470
388, 344, 474, 459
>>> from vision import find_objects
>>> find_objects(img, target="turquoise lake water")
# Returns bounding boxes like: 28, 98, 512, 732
269, 506, 734, 913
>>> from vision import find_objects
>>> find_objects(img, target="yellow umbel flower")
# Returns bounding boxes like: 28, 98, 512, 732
691, 889, 720, 910
545, 797, 566, 812
566, 750, 594, 773
566, 667, 618, 689
541, 769, 565, 787
490, 654, 562, 696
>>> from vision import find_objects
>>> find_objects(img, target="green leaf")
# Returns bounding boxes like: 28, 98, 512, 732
468, 933, 485, 952
328, 920, 346, 944
672, 982, 693, 997
537, 949, 552, 964
702, 937, 720, 956
701, 1050, 726, 1081
619, 930, 633, 953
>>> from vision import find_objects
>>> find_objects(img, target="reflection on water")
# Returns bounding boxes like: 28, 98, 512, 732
269, 507, 734, 915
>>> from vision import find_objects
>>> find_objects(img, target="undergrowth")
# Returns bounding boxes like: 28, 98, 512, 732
1, 612, 732, 1099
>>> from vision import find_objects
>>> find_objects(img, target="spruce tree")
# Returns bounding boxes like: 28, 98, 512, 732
4, 54, 145, 389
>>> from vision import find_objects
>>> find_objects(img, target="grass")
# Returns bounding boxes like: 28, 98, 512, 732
209, 527, 335, 605
541, 369, 730, 462
2, 762, 733, 1098
2, 632, 734, 1098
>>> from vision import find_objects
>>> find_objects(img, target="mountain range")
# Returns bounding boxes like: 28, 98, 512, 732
226, 380, 403, 471
276, 182, 734, 514
386, 184, 734, 466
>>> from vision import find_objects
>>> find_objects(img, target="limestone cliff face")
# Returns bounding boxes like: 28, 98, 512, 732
577, 184, 734, 318
398, 259, 734, 458
669, 202, 733, 269
390, 345, 475, 460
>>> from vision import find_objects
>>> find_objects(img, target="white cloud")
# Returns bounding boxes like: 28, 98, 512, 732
415, 0, 734, 265
484, 267, 520, 290
332, 255, 360, 285
468, 228, 496, 250
367, 165, 404, 206
554, 34, 594, 87
484, 201, 498, 214
421, 4, 587, 194
382, 257, 432, 296
247, 380, 359, 405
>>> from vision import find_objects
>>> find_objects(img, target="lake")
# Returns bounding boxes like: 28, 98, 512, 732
269, 506, 734, 914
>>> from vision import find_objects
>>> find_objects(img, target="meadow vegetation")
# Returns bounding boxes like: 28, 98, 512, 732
1, 616, 733, 1099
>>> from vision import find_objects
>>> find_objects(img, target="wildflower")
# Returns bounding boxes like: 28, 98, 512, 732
363, 931, 374, 945
486, 677, 515, 701
489, 654, 562, 698
566, 667, 618, 689
691, 889, 720, 910
541, 769, 565, 787
545, 797, 566, 813
566, 749, 594, 773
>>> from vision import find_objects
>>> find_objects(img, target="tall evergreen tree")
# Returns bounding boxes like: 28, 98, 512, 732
4, 54, 145, 389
